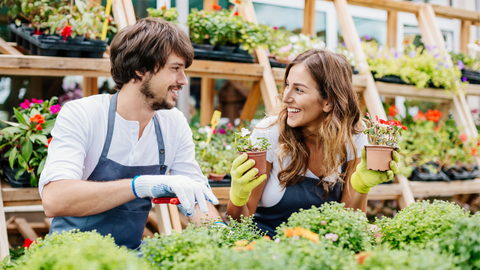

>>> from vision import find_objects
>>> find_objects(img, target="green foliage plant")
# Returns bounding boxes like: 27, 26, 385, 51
234, 127, 271, 152
277, 202, 373, 253
147, 5, 179, 23
266, 28, 327, 62
12, 230, 153, 270
0, 97, 59, 186
375, 200, 470, 249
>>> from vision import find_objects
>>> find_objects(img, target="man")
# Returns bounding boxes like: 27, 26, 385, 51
40, 18, 220, 249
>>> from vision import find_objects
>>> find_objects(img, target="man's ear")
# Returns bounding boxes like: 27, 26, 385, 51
322, 99, 333, 113
135, 71, 145, 81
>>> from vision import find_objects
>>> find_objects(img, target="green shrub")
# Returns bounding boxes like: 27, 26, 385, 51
277, 202, 373, 252
13, 230, 152, 270
359, 246, 459, 270
141, 216, 264, 269
173, 237, 358, 270
376, 200, 469, 249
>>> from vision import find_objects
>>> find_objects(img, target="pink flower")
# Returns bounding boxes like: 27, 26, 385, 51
460, 133, 468, 142
325, 233, 338, 242
219, 128, 226, 135
365, 112, 369, 117
273, 26, 278, 30
278, 43, 293, 54
321, 220, 326, 225
213, 128, 217, 134
31, 98, 44, 104
49, 104, 61, 114
227, 123, 234, 130
20, 99, 31, 109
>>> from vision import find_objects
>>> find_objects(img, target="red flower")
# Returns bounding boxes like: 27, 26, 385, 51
388, 104, 399, 117
212, 4, 221, 10
60, 22, 72, 41
471, 148, 478, 156
460, 133, 468, 142
35, 124, 43, 131
402, 126, 407, 130
413, 111, 426, 121
234, 11, 239, 16
376, 115, 378, 121
426, 109, 442, 123
23, 238, 34, 249
30, 114, 45, 124
46, 137, 52, 148
433, 125, 441, 131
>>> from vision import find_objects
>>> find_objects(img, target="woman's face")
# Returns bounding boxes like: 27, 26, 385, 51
283, 64, 331, 133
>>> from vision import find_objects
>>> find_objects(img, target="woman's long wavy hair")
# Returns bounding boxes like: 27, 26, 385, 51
273, 49, 364, 194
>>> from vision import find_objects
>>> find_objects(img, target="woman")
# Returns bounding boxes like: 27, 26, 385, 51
226, 49, 399, 237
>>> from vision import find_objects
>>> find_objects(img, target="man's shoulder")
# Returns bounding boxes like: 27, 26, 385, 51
155, 107, 185, 123
62, 94, 108, 115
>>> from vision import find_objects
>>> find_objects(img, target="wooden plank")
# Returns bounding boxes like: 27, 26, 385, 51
83, 77, 98, 97
0, 182, 9, 261
367, 183, 403, 200
200, 78, 216, 126
465, 84, 480, 96
1, 183, 41, 202
334, 0, 387, 120
122, 0, 136, 26
211, 187, 230, 205
0, 55, 111, 72
375, 82, 453, 101
302, 0, 316, 37
7, 221, 49, 233
112, 0, 128, 30
397, 175, 415, 209
13, 218, 38, 240
387, 11, 398, 49
239, 82, 262, 122
409, 178, 480, 196
460, 20, 472, 55
154, 204, 172, 236
0, 37, 22, 56
3, 201, 43, 207
167, 204, 182, 233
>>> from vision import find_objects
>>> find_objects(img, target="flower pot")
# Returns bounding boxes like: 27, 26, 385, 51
1, 164, 32, 188
462, 69, 480, 85
365, 145, 393, 172
215, 45, 236, 53
208, 172, 226, 181
192, 43, 214, 51
411, 164, 450, 182
239, 150, 268, 178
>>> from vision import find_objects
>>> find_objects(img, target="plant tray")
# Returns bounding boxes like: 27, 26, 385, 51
1, 163, 32, 188
411, 167, 451, 182
8, 24, 107, 58
373, 74, 408, 85
462, 69, 480, 85
442, 167, 479, 181
208, 175, 231, 187
194, 48, 254, 63
269, 58, 287, 68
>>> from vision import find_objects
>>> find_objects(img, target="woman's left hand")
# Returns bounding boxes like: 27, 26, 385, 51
350, 146, 400, 194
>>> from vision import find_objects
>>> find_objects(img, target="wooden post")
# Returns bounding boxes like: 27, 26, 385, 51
203, 0, 217, 12
397, 175, 415, 209
200, 78, 216, 126
333, 0, 387, 120
302, 0, 316, 37
0, 38, 22, 56
0, 188, 10, 262
167, 204, 182, 233
154, 204, 172, 236
112, 0, 128, 30
460, 20, 472, 54
387, 11, 398, 49
239, 82, 263, 122
83, 77, 98, 97
122, 0, 136, 26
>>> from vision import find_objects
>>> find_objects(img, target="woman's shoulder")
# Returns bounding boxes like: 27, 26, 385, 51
254, 115, 279, 130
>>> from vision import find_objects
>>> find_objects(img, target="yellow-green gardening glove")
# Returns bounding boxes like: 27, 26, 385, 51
229, 153, 268, 207
351, 146, 400, 194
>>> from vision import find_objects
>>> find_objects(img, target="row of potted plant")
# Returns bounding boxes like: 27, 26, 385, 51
451, 41, 480, 85
4, 200, 479, 269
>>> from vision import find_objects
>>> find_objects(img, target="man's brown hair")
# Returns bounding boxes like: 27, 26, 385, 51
110, 18, 194, 90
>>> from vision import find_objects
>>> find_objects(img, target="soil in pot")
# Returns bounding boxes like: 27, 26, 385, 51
239, 150, 268, 178
208, 172, 227, 181
365, 145, 393, 171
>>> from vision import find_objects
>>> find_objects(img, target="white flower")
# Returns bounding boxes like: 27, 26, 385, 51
225, 145, 232, 150
199, 141, 206, 149
241, 127, 250, 137
325, 233, 339, 242
289, 35, 299, 44
204, 126, 212, 135
299, 33, 309, 41
198, 128, 206, 134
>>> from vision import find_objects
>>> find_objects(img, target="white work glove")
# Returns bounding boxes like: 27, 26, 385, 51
132, 175, 219, 217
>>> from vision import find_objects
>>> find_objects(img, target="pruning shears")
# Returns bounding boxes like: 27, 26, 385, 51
152, 197, 180, 205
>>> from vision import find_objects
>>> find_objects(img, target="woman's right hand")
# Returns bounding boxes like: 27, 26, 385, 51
229, 153, 267, 207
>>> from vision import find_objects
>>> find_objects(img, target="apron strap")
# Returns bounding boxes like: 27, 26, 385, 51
153, 114, 166, 166
99, 92, 119, 161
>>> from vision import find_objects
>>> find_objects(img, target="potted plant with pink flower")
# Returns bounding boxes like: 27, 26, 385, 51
0, 96, 61, 187
234, 127, 271, 177
363, 112, 407, 171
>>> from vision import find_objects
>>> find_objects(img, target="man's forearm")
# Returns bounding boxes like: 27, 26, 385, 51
42, 179, 136, 217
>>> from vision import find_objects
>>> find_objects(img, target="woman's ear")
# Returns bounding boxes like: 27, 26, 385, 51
322, 99, 333, 113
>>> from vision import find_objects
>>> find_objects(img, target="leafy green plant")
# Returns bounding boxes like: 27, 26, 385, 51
266, 28, 326, 62
234, 128, 271, 152
147, 5, 179, 23
0, 97, 59, 186
277, 202, 373, 252
357, 246, 459, 270
12, 230, 152, 270
375, 200, 470, 249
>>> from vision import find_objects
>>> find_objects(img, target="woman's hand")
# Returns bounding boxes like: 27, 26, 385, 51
229, 153, 267, 207
350, 146, 400, 193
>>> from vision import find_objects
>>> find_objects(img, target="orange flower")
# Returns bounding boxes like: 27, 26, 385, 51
413, 111, 426, 121
460, 133, 468, 142
212, 4, 221, 10
426, 109, 442, 123
388, 104, 398, 117
46, 137, 52, 148
263, 235, 271, 240
30, 114, 45, 124
433, 125, 441, 131
355, 251, 373, 265
234, 240, 248, 246
283, 227, 319, 243
471, 148, 478, 156
235, 0, 242, 4
35, 124, 43, 131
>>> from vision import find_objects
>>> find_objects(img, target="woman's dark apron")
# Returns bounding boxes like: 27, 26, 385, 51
50, 92, 167, 249
254, 163, 346, 238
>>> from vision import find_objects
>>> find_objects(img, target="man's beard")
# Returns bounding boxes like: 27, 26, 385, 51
140, 75, 178, 110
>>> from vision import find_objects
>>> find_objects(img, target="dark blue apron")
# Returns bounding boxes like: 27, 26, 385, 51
50, 92, 167, 249
254, 163, 346, 238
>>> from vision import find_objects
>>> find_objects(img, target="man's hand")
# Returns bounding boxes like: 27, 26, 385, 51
351, 147, 400, 194
229, 153, 267, 207
133, 175, 219, 217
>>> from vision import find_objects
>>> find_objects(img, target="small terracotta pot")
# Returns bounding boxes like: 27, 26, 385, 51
365, 145, 394, 172
208, 172, 226, 181
240, 150, 268, 178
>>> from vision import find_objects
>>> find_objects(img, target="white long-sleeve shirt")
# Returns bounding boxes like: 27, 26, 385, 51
39, 94, 208, 197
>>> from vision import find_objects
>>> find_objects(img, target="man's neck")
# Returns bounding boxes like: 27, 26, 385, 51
115, 86, 155, 139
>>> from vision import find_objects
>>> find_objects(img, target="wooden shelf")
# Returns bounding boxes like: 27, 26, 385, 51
368, 183, 403, 200
1, 179, 41, 207
409, 178, 480, 197
0, 55, 265, 81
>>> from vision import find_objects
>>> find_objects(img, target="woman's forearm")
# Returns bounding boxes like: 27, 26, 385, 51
226, 201, 252, 221
346, 191, 368, 213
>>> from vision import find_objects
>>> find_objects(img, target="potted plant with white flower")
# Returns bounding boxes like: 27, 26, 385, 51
234, 128, 271, 177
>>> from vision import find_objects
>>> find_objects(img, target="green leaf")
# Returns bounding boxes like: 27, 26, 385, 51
17, 154, 27, 169
0, 126, 21, 135
75, 0, 86, 14
42, 119, 56, 133
13, 108, 28, 126
8, 147, 17, 169
0, 119, 20, 127
30, 134, 49, 145
38, 158, 46, 174
21, 138, 33, 162
14, 168, 26, 181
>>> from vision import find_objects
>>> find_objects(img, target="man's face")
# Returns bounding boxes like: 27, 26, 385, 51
140, 53, 188, 110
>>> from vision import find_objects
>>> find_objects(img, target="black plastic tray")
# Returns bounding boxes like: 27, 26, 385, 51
411, 167, 451, 182
1, 163, 32, 188
194, 48, 254, 63
9, 24, 107, 58
442, 167, 479, 181
462, 69, 480, 85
